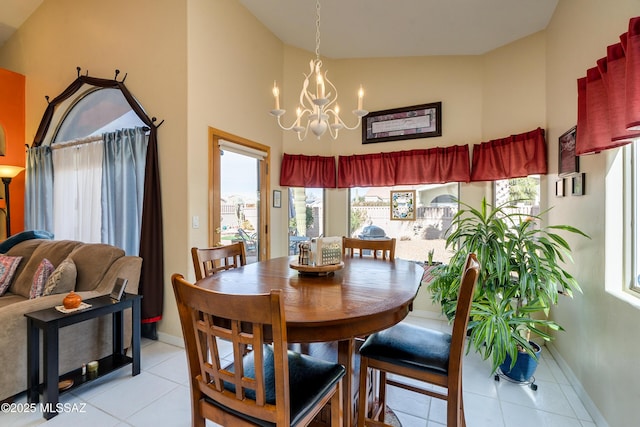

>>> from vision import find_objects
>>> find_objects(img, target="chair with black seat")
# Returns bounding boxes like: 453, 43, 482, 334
172, 273, 345, 427
342, 236, 396, 260
357, 253, 480, 427
191, 242, 247, 280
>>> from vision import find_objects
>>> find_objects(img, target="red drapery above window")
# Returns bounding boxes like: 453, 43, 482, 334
627, 18, 640, 130
279, 153, 336, 188
576, 16, 640, 155
337, 145, 470, 188
470, 128, 547, 181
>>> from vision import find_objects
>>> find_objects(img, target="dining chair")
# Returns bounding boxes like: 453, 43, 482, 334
356, 253, 480, 427
191, 242, 247, 280
342, 236, 396, 260
172, 273, 345, 427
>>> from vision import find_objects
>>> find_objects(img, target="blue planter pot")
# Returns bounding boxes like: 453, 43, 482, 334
499, 342, 541, 382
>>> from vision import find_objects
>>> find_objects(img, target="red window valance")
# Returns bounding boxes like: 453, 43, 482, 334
470, 127, 547, 181
576, 16, 640, 155
337, 145, 470, 188
279, 153, 336, 188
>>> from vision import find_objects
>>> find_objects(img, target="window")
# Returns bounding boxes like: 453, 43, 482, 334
53, 88, 144, 142
210, 129, 270, 262
349, 183, 458, 263
604, 143, 640, 307
494, 175, 541, 224
627, 143, 640, 295
289, 188, 324, 254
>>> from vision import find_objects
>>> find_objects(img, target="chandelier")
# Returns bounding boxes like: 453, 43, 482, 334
270, 0, 367, 140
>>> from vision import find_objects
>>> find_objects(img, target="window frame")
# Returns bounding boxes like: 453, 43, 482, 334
209, 127, 270, 261
604, 143, 640, 308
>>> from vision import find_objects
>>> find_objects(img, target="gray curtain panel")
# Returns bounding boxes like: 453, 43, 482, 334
25, 145, 54, 232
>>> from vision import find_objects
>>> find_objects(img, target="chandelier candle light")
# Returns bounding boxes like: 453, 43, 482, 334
270, 0, 367, 140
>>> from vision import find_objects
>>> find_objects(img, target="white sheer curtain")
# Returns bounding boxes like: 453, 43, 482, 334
52, 140, 104, 242
102, 127, 148, 255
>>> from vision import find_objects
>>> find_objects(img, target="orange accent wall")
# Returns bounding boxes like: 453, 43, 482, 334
0, 68, 26, 236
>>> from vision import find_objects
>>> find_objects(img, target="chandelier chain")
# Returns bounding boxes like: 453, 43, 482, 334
269, 0, 367, 140
315, 0, 321, 60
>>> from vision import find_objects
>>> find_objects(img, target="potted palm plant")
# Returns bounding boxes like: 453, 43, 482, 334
427, 198, 589, 381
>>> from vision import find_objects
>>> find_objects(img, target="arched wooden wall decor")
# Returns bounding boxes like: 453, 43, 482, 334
32, 67, 164, 333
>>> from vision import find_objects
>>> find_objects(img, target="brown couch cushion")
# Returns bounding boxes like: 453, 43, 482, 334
69, 244, 124, 292
10, 240, 82, 298
42, 257, 77, 296
6, 239, 50, 285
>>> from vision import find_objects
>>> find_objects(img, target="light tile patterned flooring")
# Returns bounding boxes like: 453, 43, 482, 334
3, 316, 597, 427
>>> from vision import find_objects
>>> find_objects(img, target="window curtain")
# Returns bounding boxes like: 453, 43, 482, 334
25, 146, 53, 231
338, 153, 395, 187
30, 72, 164, 329
280, 153, 336, 188
337, 145, 470, 188
576, 16, 640, 154
102, 127, 148, 256
52, 141, 104, 242
470, 128, 547, 181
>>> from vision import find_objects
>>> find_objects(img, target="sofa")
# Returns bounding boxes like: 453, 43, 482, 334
0, 238, 142, 401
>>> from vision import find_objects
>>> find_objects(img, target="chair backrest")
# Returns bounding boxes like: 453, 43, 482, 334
172, 273, 291, 425
191, 242, 247, 280
342, 236, 396, 260
448, 253, 480, 374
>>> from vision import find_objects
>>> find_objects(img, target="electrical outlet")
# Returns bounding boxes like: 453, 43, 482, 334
192, 216, 200, 229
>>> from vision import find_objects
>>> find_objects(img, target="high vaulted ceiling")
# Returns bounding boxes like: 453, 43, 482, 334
238, 0, 559, 58
0, 0, 558, 57
0, 0, 43, 49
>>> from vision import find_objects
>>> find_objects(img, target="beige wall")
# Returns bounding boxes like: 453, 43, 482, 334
172, 0, 285, 338
3, 0, 640, 423
546, 1, 640, 426
0, 0, 189, 339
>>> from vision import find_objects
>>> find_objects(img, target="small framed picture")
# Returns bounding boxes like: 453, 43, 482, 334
556, 179, 565, 197
390, 190, 416, 220
273, 190, 281, 208
572, 173, 586, 196
559, 126, 579, 176
110, 278, 128, 301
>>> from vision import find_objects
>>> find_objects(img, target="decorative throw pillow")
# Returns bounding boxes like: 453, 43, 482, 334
0, 255, 22, 296
42, 257, 77, 296
30, 258, 55, 299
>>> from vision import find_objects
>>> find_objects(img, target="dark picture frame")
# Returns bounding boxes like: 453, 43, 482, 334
110, 277, 128, 301
273, 190, 281, 208
572, 173, 586, 196
559, 126, 579, 176
362, 102, 442, 144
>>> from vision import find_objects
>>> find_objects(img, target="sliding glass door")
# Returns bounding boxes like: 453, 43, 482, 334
209, 128, 270, 262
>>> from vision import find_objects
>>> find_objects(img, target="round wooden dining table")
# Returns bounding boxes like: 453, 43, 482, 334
195, 255, 423, 427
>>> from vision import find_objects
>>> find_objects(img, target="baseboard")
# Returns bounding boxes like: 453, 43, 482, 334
547, 343, 609, 427
157, 331, 184, 348
408, 308, 447, 321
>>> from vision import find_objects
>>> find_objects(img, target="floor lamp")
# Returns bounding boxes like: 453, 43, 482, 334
0, 165, 25, 238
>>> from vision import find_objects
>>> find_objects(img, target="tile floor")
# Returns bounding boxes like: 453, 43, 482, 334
2, 316, 597, 427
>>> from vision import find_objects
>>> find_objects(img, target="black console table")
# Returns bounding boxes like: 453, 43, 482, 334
25, 293, 141, 419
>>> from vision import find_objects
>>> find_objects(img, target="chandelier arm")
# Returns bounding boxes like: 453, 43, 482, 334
300, 67, 315, 107
275, 114, 306, 132
323, 71, 338, 106
334, 115, 364, 131
296, 121, 312, 141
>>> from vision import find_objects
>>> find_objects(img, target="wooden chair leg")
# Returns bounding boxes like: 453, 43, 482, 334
446, 386, 462, 427
460, 392, 466, 427
193, 399, 205, 427
331, 379, 343, 426
378, 371, 387, 423
357, 360, 369, 426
